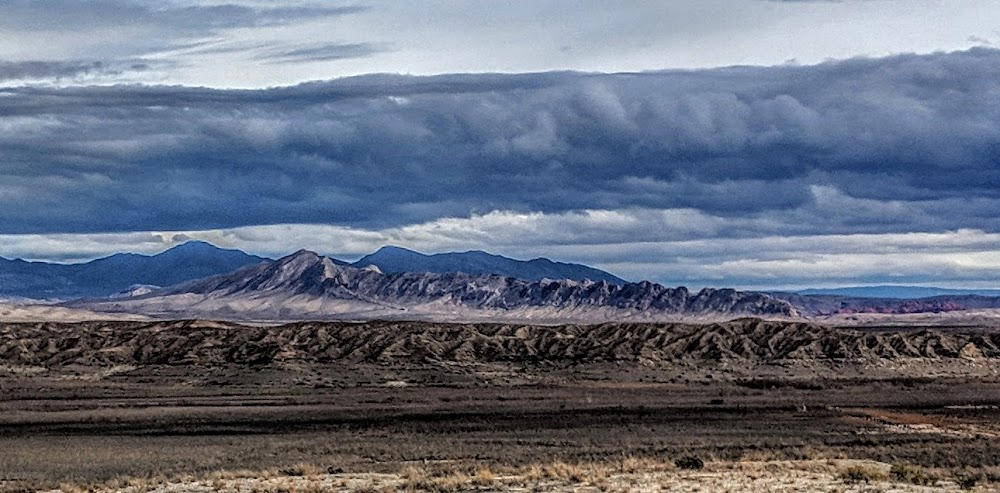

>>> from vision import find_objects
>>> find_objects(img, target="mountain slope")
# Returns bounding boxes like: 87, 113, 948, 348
77, 250, 796, 322
0, 241, 268, 299
352, 245, 627, 284
0, 257, 69, 299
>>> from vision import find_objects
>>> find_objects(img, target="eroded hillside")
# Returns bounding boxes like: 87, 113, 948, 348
3, 318, 999, 367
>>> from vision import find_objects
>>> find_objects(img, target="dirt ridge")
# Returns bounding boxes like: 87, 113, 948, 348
3, 318, 1000, 367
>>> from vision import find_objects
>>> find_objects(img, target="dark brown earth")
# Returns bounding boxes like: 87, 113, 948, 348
2, 319, 1000, 489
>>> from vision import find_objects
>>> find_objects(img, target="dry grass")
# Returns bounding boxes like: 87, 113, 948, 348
838, 463, 889, 484
889, 463, 942, 486
25, 457, 1000, 493
278, 463, 327, 478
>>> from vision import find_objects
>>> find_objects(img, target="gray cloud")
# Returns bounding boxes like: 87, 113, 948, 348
0, 60, 155, 83
0, 61, 105, 81
0, 1, 371, 79
261, 43, 385, 64
0, 1, 367, 32
1, 49, 999, 240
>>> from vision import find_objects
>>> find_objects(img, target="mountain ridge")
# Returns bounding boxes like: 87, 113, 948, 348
0, 242, 267, 299
351, 245, 627, 284
0, 242, 628, 300
76, 249, 797, 323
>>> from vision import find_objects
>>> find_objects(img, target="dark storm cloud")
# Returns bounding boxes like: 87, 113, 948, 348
2, 48, 1000, 235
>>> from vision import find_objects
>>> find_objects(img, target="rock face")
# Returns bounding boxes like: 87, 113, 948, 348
74, 250, 798, 322
3, 319, 999, 367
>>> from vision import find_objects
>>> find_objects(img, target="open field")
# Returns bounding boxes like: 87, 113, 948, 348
2, 319, 1000, 492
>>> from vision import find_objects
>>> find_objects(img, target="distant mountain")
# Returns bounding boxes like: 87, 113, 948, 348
75, 249, 797, 322
771, 291, 1000, 317
797, 285, 1000, 299
352, 245, 627, 284
0, 241, 268, 299
0, 257, 67, 299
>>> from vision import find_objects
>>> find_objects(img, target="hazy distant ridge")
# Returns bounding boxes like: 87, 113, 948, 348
797, 285, 1000, 299
0, 242, 266, 299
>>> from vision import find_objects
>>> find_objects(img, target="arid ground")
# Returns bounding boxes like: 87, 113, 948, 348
2, 319, 999, 492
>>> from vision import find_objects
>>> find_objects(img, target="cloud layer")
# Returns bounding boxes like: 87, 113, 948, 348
2, 49, 1000, 237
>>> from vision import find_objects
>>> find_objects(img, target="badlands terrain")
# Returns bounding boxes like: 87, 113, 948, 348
2, 318, 1000, 492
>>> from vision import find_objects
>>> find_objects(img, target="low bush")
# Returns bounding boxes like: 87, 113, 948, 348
889, 464, 936, 486
839, 464, 888, 484
675, 456, 704, 470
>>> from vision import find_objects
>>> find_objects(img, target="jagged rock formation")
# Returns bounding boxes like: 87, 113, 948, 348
73, 250, 797, 322
3, 319, 998, 367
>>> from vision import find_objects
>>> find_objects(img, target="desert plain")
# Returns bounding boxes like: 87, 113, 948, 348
1, 318, 999, 492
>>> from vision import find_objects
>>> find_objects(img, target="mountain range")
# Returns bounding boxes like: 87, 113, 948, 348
0, 242, 627, 300
6, 241, 1000, 323
73, 249, 797, 322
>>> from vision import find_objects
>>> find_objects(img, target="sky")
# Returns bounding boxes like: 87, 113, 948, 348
2, 0, 1000, 290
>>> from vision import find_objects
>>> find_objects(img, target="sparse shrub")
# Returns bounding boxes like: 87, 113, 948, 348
400, 465, 428, 487
351, 482, 382, 493
674, 455, 704, 470
542, 461, 586, 482
400, 465, 423, 478
471, 466, 496, 486
399, 466, 478, 492
279, 463, 325, 477
0, 482, 36, 493
296, 480, 328, 493
616, 456, 673, 473
520, 464, 545, 482
956, 474, 979, 490
839, 464, 888, 484
890, 463, 936, 486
